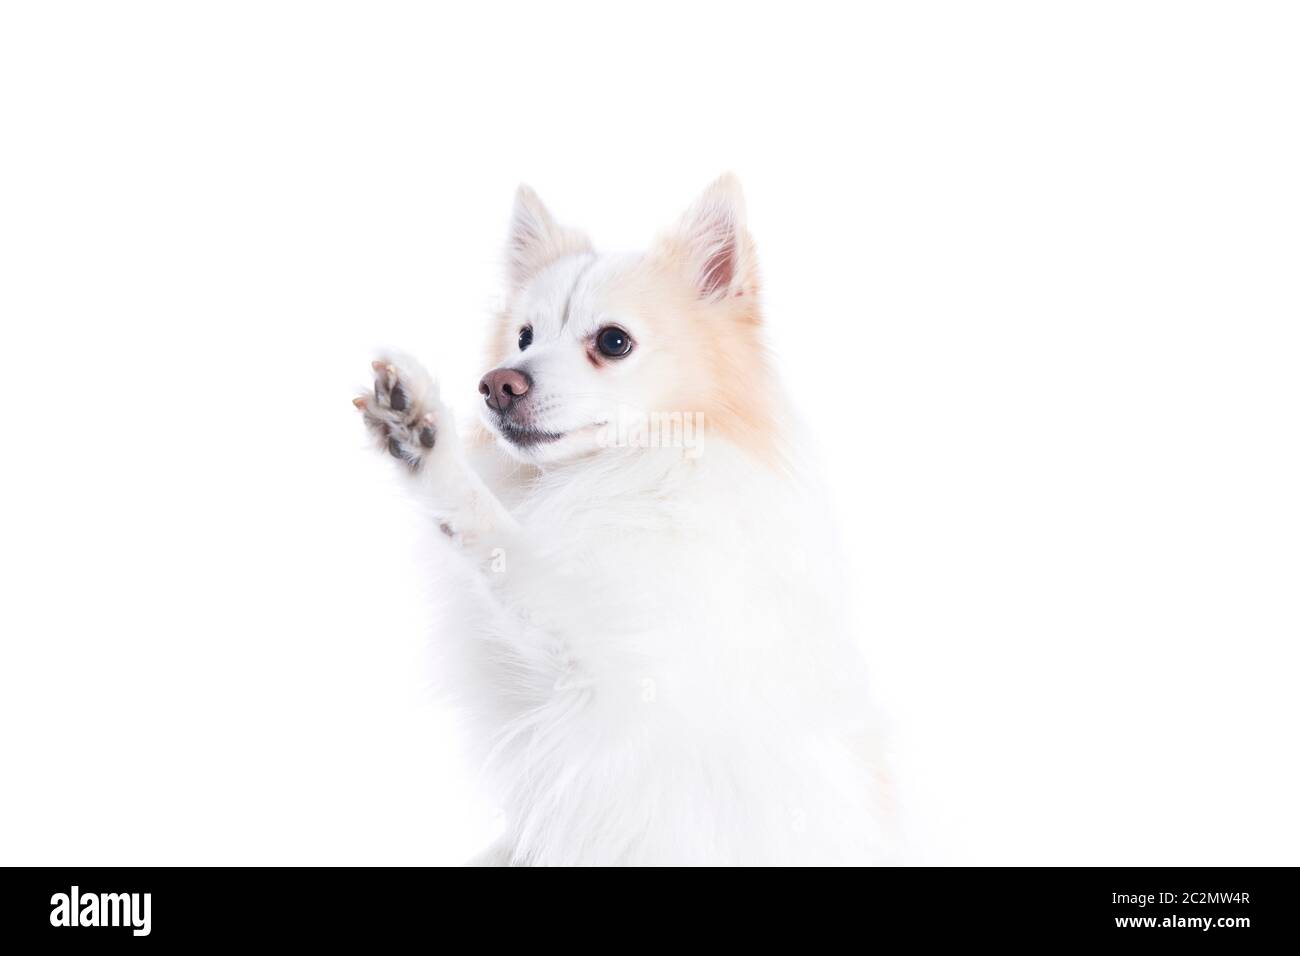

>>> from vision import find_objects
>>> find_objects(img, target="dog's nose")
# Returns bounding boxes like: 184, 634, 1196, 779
478, 367, 531, 413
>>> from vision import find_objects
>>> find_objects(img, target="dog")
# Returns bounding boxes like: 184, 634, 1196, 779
354, 176, 892, 865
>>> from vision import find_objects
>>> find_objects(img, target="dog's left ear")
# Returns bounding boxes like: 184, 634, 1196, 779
663, 174, 757, 301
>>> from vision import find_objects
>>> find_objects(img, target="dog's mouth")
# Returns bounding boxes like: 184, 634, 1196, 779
494, 418, 609, 448
496, 419, 567, 447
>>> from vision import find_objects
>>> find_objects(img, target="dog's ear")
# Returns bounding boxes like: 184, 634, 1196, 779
507, 185, 592, 290
663, 174, 757, 301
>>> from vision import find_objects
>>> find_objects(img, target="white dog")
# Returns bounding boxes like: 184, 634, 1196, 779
355, 176, 892, 865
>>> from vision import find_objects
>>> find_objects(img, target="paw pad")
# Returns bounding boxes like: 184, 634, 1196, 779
356, 359, 439, 470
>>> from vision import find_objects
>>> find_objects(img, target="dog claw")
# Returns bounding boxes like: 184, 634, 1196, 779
371, 361, 396, 394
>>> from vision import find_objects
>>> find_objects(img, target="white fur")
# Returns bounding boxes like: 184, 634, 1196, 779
357, 179, 893, 865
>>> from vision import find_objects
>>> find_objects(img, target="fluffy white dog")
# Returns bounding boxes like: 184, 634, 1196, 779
355, 176, 892, 865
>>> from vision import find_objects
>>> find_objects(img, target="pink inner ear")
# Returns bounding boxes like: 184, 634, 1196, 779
699, 238, 735, 298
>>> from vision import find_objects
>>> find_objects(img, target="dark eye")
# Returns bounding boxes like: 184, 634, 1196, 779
595, 326, 633, 358
518, 326, 533, 351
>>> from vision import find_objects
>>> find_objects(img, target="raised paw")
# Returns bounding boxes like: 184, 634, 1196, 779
354, 357, 440, 470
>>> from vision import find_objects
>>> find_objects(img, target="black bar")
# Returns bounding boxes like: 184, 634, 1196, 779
0, 866, 1290, 944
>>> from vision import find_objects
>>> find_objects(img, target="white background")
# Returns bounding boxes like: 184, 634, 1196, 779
2, 2, 1297, 865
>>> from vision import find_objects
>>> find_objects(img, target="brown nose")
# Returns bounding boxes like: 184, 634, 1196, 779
478, 367, 531, 413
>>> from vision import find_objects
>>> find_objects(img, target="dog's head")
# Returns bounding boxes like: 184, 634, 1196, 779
477, 176, 775, 465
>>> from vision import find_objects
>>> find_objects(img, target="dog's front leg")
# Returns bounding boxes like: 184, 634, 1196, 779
355, 353, 519, 569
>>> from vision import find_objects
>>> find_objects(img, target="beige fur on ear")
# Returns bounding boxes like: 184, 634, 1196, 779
661, 173, 759, 300
507, 185, 592, 290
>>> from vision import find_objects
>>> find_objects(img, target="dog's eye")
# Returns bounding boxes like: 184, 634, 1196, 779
518, 326, 533, 351
595, 326, 633, 358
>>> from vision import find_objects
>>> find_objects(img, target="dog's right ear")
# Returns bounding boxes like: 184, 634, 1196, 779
507, 185, 592, 291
